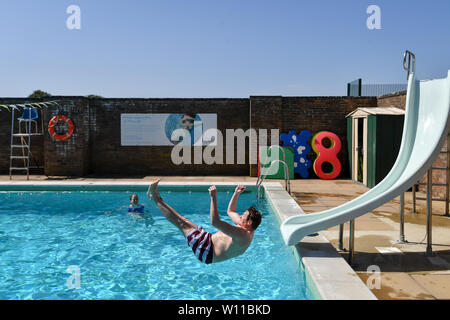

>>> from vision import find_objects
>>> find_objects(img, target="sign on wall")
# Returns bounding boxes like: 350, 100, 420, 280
121, 113, 217, 146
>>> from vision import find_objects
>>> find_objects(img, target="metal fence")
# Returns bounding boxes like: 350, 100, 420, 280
347, 79, 407, 97
347, 79, 362, 97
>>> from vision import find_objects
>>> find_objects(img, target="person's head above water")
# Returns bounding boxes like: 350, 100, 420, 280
130, 194, 139, 205
239, 206, 262, 231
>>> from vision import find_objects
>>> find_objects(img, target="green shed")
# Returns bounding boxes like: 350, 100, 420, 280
346, 107, 405, 188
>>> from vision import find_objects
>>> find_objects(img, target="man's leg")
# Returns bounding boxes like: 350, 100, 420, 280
148, 179, 197, 237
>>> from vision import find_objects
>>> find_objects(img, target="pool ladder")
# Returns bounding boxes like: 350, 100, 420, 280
256, 146, 291, 199
9, 106, 44, 180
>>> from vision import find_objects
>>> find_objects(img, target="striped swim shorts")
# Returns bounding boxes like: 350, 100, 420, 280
186, 226, 214, 264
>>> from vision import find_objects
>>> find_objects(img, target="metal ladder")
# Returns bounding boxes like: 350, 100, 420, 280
256, 145, 291, 199
340, 50, 417, 265
396, 50, 443, 256
412, 134, 450, 216
9, 107, 43, 180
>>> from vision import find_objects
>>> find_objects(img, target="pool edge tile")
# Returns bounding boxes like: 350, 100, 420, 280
263, 182, 377, 301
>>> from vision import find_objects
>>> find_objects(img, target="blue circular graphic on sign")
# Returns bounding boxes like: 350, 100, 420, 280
164, 114, 202, 145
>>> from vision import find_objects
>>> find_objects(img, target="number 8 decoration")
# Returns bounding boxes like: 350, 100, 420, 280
280, 130, 313, 178
311, 131, 342, 180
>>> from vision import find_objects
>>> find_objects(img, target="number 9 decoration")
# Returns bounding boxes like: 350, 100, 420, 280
311, 131, 342, 180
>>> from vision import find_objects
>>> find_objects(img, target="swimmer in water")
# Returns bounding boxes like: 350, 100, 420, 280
105, 194, 154, 227
128, 194, 144, 213
128, 194, 154, 226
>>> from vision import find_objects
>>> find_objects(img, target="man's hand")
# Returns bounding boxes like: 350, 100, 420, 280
235, 185, 246, 195
209, 185, 217, 198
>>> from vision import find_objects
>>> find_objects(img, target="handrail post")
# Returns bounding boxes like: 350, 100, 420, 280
446, 135, 450, 216
9, 108, 15, 180
257, 145, 287, 198
426, 169, 433, 256
256, 146, 291, 198
398, 193, 406, 242
403, 50, 416, 80
27, 108, 31, 181
338, 224, 344, 250
348, 219, 356, 266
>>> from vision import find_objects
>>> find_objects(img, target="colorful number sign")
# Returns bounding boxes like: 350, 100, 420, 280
311, 131, 342, 180
280, 130, 313, 178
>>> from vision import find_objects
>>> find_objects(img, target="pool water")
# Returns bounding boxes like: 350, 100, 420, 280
0, 190, 314, 300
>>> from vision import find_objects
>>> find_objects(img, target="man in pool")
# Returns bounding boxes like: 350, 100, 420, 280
147, 180, 262, 264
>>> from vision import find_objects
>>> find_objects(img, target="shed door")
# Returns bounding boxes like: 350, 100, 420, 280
353, 117, 368, 185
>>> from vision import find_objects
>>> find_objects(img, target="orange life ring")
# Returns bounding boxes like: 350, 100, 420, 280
48, 115, 74, 141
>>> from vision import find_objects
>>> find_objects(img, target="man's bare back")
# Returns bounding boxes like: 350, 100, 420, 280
147, 180, 262, 264
211, 230, 253, 263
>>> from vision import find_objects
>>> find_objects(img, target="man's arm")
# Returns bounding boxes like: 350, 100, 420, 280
209, 186, 245, 239
227, 185, 246, 225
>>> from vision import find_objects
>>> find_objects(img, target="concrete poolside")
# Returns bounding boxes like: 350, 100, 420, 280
2, 175, 450, 299
291, 179, 450, 300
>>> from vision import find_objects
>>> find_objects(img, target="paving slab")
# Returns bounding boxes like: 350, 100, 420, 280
357, 272, 435, 300
410, 275, 450, 299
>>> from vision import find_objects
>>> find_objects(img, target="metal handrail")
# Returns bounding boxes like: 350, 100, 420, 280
397, 50, 416, 244
256, 145, 286, 187
257, 159, 291, 199
9, 108, 15, 180
403, 50, 416, 80
256, 146, 290, 198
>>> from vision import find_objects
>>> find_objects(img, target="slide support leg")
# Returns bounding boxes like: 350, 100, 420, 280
338, 224, 344, 251
399, 193, 406, 243
348, 219, 355, 266
426, 169, 433, 256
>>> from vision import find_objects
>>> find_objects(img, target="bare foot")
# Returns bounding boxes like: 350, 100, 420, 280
147, 179, 161, 202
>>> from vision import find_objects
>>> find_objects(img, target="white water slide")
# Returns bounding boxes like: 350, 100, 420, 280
281, 70, 450, 246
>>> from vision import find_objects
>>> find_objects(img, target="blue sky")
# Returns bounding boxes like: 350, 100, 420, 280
0, 0, 449, 98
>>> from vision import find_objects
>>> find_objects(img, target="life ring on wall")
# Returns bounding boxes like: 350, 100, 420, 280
48, 115, 74, 141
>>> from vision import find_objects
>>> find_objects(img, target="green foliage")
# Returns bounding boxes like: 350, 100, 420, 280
28, 90, 51, 99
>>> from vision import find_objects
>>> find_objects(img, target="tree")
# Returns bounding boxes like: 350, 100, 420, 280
86, 94, 103, 99
28, 90, 51, 99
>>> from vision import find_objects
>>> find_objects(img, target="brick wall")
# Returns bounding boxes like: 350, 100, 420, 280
88, 98, 250, 176
0, 98, 48, 175
1, 95, 379, 178
250, 96, 378, 177
0, 101, 15, 174
249, 96, 284, 176
42, 97, 90, 176
0, 97, 91, 176
1, 93, 446, 193
378, 91, 449, 199
377, 91, 406, 110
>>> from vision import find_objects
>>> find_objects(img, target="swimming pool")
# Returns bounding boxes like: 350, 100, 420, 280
0, 188, 315, 300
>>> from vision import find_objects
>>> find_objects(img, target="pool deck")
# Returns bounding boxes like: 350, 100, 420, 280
2, 175, 450, 299
290, 179, 450, 300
